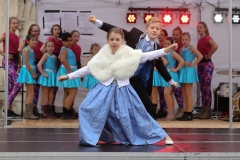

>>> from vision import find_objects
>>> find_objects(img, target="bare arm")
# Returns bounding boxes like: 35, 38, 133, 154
37, 54, 48, 77
0, 35, 5, 57
24, 49, 36, 77
60, 48, 72, 73
40, 42, 46, 54
190, 46, 203, 67
161, 57, 168, 66
172, 52, 184, 72
58, 66, 90, 81
207, 39, 218, 58
18, 39, 26, 54
83, 56, 92, 66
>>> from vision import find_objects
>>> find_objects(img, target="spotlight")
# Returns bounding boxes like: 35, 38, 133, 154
126, 13, 137, 23
213, 13, 223, 23
180, 14, 190, 24
144, 13, 154, 23
162, 14, 173, 24
232, 14, 240, 24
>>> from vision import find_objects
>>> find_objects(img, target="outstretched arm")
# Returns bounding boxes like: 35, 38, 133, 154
140, 43, 178, 63
58, 66, 90, 81
88, 15, 131, 41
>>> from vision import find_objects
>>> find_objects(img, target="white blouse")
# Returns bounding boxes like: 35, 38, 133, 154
68, 48, 174, 87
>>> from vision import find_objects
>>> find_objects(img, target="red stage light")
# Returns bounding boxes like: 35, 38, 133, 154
162, 14, 173, 24
126, 13, 137, 23
180, 14, 190, 24
144, 13, 154, 23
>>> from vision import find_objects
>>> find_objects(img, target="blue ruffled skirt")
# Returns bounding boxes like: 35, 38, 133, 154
152, 70, 162, 87
17, 66, 36, 84
38, 70, 56, 87
178, 66, 199, 83
83, 74, 99, 89
56, 65, 82, 88
78, 82, 167, 146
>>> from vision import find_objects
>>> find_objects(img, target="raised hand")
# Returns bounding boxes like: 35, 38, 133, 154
88, 15, 97, 24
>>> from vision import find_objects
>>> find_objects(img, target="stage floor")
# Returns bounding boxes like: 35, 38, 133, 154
0, 128, 239, 160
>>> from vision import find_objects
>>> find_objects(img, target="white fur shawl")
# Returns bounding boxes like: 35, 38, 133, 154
87, 44, 142, 82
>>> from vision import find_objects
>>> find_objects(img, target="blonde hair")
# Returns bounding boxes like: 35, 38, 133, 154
146, 17, 161, 27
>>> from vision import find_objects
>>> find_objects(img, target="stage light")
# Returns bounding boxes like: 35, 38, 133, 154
162, 14, 173, 24
144, 13, 154, 23
232, 14, 240, 24
213, 13, 223, 23
126, 13, 137, 23
180, 14, 190, 24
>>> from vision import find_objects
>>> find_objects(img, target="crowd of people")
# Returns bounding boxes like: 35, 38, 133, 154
0, 15, 218, 146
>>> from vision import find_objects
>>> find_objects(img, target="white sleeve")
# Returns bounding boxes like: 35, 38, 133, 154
68, 66, 90, 80
140, 49, 168, 63
95, 19, 103, 28
168, 79, 175, 85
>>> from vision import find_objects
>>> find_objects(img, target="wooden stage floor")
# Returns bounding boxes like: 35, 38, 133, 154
0, 127, 239, 160
0, 117, 240, 159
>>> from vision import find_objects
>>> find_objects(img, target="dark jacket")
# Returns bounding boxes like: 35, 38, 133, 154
100, 22, 172, 94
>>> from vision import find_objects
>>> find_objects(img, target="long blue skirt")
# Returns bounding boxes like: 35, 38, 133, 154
78, 83, 168, 146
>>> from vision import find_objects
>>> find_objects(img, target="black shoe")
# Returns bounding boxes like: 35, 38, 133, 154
61, 107, 77, 119
176, 114, 193, 121
2, 110, 21, 118
157, 108, 168, 118
33, 107, 42, 118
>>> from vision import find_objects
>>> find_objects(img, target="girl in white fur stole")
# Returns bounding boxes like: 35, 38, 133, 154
58, 27, 178, 146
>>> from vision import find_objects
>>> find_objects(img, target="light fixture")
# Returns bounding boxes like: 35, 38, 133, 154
232, 14, 240, 24
180, 14, 190, 24
126, 13, 137, 23
144, 13, 154, 23
213, 13, 224, 23
162, 14, 173, 24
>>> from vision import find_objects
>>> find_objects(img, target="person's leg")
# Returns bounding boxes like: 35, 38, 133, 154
7, 60, 22, 116
157, 87, 167, 118
62, 88, 77, 119
25, 84, 38, 119
130, 79, 156, 119
47, 87, 57, 118
177, 84, 193, 121
41, 86, 49, 118
199, 62, 214, 119
151, 86, 159, 118
164, 87, 175, 121
173, 87, 184, 118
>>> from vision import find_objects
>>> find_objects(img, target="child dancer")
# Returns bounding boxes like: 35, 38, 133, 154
158, 29, 168, 48
59, 28, 176, 146
0, 17, 22, 118
18, 24, 44, 117
41, 24, 63, 116
37, 41, 57, 118
89, 15, 177, 120
177, 32, 203, 121
83, 43, 101, 89
157, 29, 168, 118
70, 30, 82, 69
161, 37, 184, 121
194, 22, 218, 119
17, 35, 39, 119
56, 32, 81, 119
170, 26, 185, 118
150, 57, 168, 119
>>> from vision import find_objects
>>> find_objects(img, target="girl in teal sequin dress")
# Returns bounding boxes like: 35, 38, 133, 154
17, 35, 39, 119
83, 43, 100, 89
56, 32, 82, 119
37, 41, 57, 118
161, 37, 184, 121
177, 32, 203, 121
